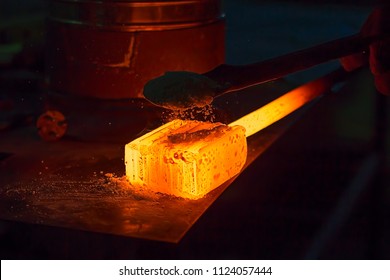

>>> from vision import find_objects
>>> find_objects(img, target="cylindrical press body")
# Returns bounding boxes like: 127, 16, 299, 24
46, 0, 225, 99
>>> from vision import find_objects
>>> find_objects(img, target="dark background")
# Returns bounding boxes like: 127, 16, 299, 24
0, 0, 389, 259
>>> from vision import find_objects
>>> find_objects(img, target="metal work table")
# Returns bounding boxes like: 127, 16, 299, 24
1, 70, 386, 259
1, 0, 388, 259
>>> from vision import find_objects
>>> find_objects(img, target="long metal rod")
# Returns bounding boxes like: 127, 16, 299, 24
229, 67, 353, 137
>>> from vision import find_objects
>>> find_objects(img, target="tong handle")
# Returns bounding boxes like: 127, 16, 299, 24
205, 33, 381, 94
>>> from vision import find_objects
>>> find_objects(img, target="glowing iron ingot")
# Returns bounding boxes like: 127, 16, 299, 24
125, 120, 247, 199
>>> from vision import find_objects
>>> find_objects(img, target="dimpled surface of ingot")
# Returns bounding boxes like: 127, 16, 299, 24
125, 120, 247, 199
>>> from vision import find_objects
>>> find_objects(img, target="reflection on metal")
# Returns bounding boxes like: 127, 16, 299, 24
49, 0, 223, 31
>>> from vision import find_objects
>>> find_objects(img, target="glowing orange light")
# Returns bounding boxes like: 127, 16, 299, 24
125, 120, 247, 199
230, 77, 331, 137
125, 73, 335, 199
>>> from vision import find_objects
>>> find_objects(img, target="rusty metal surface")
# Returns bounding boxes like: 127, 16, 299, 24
0, 80, 303, 243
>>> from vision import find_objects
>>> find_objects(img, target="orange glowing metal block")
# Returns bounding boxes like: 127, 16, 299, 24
125, 71, 338, 199
125, 120, 247, 199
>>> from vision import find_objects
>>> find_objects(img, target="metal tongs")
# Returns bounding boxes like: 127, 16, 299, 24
143, 33, 384, 110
